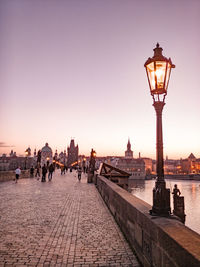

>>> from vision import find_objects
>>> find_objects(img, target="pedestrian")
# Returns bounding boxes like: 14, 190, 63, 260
83, 165, 86, 173
86, 166, 88, 173
30, 166, 34, 178
61, 165, 65, 175
42, 164, 47, 182
65, 165, 68, 172
48, 163, 54, 181
15, 167, 21, 183
35, 164, 41, 179
77, 167, 82, 181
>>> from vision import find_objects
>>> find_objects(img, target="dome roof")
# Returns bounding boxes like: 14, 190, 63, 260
41, 143, 52, 153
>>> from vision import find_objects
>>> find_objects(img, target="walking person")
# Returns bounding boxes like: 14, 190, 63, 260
41, 164, 47, 182
61, 165, 65, 175
65, 165, 68, 173
77, 167, 82, 181
30, 166, 34, 178
35, 165, 41, 180
48, 163, 54, 181
15, 167, 21, 183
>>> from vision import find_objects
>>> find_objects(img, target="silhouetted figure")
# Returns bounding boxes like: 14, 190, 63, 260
172, 184, 181, 197
35, 164, 41, 179
48, 163, 54, 181
15, 167, 21, 183
83, 166, 86, 173
37, 150, 41, 164
30, 166, 34, 178
42, 164, 47, 182
77, 167, 82, 181
172, 184, 186, 224
61, 165, 65, 175
64, 165, 68, 172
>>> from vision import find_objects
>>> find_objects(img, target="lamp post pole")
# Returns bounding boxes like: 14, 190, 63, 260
144, 43, 175, 216
87, 149, 96, 183
25, 150, 28, 170
152, 101, 171, 215
154, 101, 165, 181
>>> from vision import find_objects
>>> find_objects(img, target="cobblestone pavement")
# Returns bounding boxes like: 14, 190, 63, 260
0, 170, 140, 267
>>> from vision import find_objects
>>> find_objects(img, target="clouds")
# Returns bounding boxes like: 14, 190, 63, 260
0, 142, 15, 148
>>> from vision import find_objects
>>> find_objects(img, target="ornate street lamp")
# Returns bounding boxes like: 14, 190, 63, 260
25, 149, 28, 170
89, 149, 96, 174
144, 43, 175, 215
87, 149, 96, 183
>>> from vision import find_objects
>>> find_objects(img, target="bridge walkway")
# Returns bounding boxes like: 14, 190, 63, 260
0, 170, 140, 267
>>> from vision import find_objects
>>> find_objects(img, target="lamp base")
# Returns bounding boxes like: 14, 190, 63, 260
151, 181, 171, 215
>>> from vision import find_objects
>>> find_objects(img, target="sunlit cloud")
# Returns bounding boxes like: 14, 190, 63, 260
0, 142, 15, 148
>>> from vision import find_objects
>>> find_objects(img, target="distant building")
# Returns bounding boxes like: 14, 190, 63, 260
115, 139, 145, 179
180, 153, 200, 174
10, 150, 16, 157
67, 139, 78, 167
164, 156, 180, 174
41, 143, 53, 166
0, 149, 34, 171
125, 139, 133, 158
141, 157, 153, 175
59, 150, 67, 165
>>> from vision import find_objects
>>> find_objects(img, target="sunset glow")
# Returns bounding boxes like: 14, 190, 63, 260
0, 0, 199, 159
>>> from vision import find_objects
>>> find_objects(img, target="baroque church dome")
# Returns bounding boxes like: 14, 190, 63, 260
41, 143, 52, 153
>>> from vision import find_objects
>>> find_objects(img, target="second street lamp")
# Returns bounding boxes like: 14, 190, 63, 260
25, 149, 28, 170
144, 43, 175, 215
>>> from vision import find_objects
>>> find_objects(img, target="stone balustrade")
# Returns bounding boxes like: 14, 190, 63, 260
97, 175, 200, 267
0, 170, 30, 182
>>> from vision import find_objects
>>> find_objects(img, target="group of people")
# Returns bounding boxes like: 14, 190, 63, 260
60, 165, 83, 181
60, 165, 68, 175
14, 163, 55, 183
14, 164, 84, 183
34, 163, 55, 182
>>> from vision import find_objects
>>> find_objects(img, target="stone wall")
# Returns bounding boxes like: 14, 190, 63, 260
97, 175, 200, 267
0, 170, 30, 182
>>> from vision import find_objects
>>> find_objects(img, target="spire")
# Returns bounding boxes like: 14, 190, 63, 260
125, 138, 133, 158
127, 138, 131, 151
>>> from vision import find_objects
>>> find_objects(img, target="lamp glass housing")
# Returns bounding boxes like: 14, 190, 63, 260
144, 43, 175, 102
146, 61, 172, 95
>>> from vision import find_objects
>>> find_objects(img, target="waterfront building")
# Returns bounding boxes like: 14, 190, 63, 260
141, 157, 153, 175
115, 140, 145, 179
164, 156, 180, 174
67, 139, 79, 167
41, 143, 53, 167
180, 153, 200, 174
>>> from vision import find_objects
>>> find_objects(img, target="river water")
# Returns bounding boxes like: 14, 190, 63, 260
129, 179, 200, 235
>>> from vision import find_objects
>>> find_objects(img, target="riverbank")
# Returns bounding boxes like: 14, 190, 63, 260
165, 174, 200, 181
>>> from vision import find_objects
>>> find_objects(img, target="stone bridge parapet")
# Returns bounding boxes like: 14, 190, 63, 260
97, 175, 200, 267
0, 170, 30, 182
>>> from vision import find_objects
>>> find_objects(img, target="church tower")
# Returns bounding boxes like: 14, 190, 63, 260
125, 139, 133, 158
67, 139, 79, 167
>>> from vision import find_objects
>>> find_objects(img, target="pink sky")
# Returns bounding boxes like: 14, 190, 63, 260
0, 0, 200, 159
